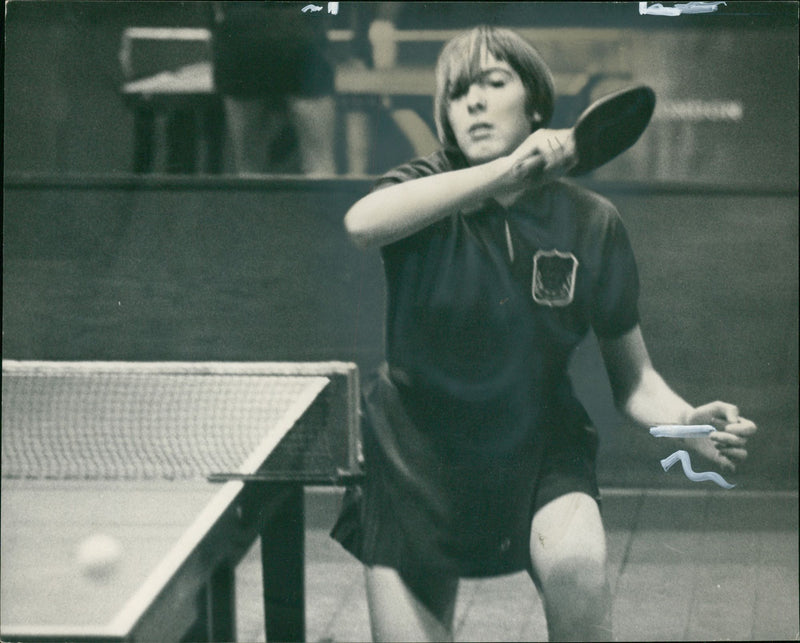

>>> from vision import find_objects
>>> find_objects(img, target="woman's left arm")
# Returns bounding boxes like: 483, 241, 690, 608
598, 325, 757, 473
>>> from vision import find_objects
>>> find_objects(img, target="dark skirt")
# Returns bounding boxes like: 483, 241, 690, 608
331, 365, 600, 580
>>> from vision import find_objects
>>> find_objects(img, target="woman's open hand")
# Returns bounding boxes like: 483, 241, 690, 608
683, 401, 757, 473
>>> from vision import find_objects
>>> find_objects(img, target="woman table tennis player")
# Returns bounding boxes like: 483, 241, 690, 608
332, 26, 756, 641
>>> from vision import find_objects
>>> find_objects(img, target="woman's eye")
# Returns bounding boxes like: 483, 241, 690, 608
484, 74, 508, 88
447, 72, 508, 100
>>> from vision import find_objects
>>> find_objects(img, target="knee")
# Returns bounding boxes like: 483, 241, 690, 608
538, 557, 612, 641
540, 555, 608, 606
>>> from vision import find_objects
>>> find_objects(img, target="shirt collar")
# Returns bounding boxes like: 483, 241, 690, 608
494, 184, 556, 221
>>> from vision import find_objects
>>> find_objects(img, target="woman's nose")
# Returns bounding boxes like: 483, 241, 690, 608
465, 84, 486, 113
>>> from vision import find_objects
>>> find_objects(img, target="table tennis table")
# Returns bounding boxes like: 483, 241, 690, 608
1, 360, 360, 643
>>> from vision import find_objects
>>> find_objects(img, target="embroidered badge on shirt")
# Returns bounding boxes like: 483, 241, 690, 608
532, 249, 579, 307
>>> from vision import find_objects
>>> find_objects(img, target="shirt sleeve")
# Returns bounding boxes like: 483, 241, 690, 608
591, 213, 640, 339
369, 151, 458, 254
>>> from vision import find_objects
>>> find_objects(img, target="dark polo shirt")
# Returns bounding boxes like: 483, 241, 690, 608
333, 148, 640, 578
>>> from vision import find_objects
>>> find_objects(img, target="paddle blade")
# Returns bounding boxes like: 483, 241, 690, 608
569, 85, 656, 176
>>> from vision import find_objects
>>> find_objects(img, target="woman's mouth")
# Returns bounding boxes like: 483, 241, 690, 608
468, 123, 494, 138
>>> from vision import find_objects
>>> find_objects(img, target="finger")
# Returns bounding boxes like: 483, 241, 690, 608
716, 446, 748, 462
690, 439, 735, 472
709, 431, 748, 447
713, 453, 736, 474
724, 418, 757, 436
545, 136, 568, 163
703, 401, 740, 424
543, 131, 575, 167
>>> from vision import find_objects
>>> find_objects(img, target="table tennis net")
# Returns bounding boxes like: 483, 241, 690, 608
2, 361, 359, 482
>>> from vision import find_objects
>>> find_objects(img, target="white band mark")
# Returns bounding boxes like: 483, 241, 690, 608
650, 424, 716, 438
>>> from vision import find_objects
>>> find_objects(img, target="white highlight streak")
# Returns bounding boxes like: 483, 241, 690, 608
650, 424, 716, 438
640, 1, 726, 16
660, 450, 735, 489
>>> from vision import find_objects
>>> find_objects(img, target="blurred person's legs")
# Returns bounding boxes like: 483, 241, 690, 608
288, 95, 336, 176
222, 97, 280, 175
212, 4, 336, 176
529, 492, 612, 641
364, 565, 458, 642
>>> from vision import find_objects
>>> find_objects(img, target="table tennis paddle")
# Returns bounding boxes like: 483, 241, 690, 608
567, 84, 656, 176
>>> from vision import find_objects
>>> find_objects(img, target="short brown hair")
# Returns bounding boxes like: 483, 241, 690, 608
434, 26, 555, 151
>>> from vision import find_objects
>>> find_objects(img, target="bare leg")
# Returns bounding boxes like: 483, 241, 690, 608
223, 96, 282, 175
530, 492, 613, 641
364, 565, 458, 642
288, 95, 337, 176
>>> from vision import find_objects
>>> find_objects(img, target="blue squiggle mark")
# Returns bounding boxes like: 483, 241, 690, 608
661, 450, 736, 489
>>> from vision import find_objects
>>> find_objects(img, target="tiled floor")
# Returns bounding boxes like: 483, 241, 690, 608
235, 489, 799, 642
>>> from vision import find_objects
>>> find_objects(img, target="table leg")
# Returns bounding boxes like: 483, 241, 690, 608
133, 106, 156, 173
165, 108, 198, 174
203, 99, 226, 174
180, 564, 236, 643
209, 564, 236, 642
261, 484, 305, 643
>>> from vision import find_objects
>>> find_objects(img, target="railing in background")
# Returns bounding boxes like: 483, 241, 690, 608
119, 26, 620, 175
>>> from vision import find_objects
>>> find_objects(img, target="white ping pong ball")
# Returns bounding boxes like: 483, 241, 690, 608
76, 533, 122, 579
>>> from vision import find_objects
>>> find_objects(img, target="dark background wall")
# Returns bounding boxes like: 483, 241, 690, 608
4, 178, 797, 490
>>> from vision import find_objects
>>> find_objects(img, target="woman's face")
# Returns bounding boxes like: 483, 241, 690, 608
446, 50, 533, 165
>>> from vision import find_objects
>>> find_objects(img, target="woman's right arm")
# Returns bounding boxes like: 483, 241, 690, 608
343, 155, 513, 248
344, 128, 575, 249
